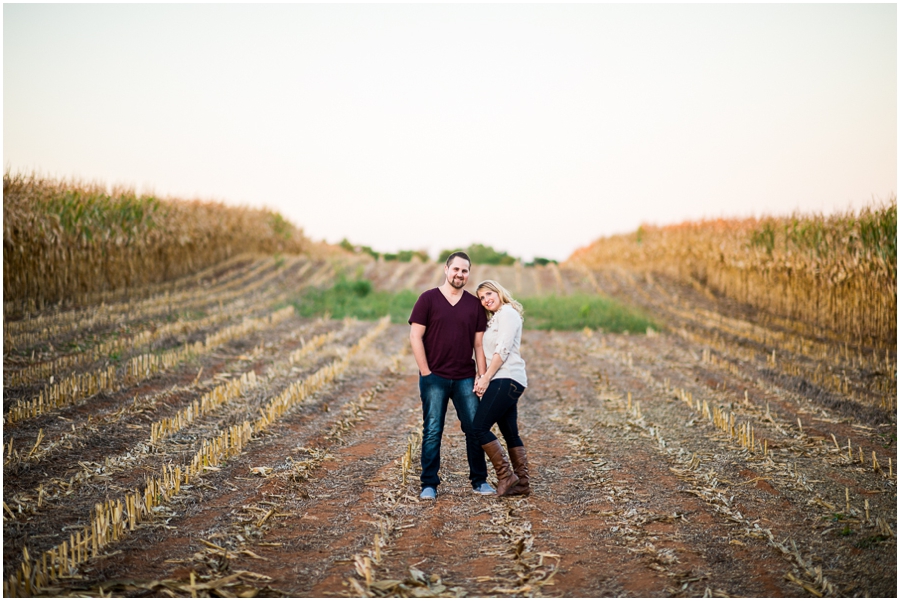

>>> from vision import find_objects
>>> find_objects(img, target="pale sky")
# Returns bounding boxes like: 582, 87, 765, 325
4, 3, 897, 262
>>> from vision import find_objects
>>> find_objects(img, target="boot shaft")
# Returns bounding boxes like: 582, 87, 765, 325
481, 440, 519, 495
506, 445, 530, 496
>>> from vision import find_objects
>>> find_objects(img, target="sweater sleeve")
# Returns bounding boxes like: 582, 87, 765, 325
493, 306, 521, 362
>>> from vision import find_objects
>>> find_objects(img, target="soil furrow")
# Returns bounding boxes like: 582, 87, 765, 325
569, 330, 895, 596
32, 326, 408, 595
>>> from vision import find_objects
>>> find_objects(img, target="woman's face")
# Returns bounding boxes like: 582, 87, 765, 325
478, 288, 501, 312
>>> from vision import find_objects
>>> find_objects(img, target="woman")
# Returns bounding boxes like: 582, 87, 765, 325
472, 280, 530, 496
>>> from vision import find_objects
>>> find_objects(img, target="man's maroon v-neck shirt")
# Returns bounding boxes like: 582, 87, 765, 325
408, 288, 488, 379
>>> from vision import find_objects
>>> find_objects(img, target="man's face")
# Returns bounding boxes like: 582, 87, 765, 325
445, 257, 470, 290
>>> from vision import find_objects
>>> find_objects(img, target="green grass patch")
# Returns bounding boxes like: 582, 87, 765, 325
520, 294, 657, 333
291, 278, 418, 324
293, 279, 657, 333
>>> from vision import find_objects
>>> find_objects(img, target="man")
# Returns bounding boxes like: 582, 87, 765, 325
409, 251, 494, 499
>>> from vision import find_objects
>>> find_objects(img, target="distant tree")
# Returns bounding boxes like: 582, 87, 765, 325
438, 243, 517, 266
526, 257, 558, 267
339, 238, 380, 260
396, 249, 429, 262
341, 239, 431, 262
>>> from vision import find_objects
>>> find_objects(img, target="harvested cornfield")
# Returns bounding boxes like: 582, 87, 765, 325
568, 202, 897, 349
3, 254, 895, 597
2, 173, 329, 316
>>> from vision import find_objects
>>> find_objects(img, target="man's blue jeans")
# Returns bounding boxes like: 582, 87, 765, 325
419, 373, 488, 490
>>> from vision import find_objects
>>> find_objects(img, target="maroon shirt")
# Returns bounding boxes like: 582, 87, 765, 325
408, 288, 488, 380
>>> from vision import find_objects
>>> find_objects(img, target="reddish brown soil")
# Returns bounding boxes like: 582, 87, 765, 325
3, 258, 895, 597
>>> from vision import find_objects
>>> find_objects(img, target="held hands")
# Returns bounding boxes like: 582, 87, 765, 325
473, 374, 489, 398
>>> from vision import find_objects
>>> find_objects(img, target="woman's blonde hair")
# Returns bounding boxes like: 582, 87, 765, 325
475, 280, 524, 321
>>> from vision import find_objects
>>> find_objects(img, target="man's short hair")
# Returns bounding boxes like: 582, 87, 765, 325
445, 251, 471, 268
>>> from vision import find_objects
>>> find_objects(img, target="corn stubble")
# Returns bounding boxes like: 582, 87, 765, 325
568, 200, 897, 349
3, 173, 317, 314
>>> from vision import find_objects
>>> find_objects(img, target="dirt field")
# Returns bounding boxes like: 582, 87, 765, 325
3, 255, 895, 597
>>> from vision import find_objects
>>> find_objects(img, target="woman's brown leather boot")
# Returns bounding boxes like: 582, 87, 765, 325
481, 440, 519, 496
506, 446, 530, 496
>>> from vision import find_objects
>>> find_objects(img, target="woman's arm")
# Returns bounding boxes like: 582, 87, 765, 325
474, 331, 487, 378
473, 307, 520, 395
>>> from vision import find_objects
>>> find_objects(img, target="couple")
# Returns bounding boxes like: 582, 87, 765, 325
408, 251, 529, 500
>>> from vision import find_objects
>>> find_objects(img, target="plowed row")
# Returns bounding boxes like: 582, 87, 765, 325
3, 255, 895, 597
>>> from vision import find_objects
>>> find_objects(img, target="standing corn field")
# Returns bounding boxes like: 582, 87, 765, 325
567, 200, 897, 349
3, 172, 319, 316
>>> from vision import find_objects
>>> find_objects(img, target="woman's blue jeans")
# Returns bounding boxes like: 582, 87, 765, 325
419, 373, 488, 490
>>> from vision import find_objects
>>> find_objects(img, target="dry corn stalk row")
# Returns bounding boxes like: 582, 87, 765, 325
591, 266, 895, 412
63, 253, 261, 314
4, 306, 294, 425
684, 267, 892, 393
654, 265, 897, 382
584, 264, 895, 415
345, 424, 452, 598
150, 317, 351, 447
6, 317, 330, 468
4, 289, 292, 389
3, 317, 389, 597
325, 353, 405, 445
4, 365, 117, 426
5, 319, 345, 520
3, 257, 273, 346
3, 254, 304, 353
480, 499, 560, 596
557, 402, 717, 596
570, 334, 892, 596
3, 253, 260, 337
289, 330, 342, 365
655, 337, 894, 483
6, 385, 184, 469
676, 312, 895, 413
150, 371, 259, 444
3, 251, 259, 324
3, 173, 316, 311
570, 377, 838, 594
605, 334, 894, 501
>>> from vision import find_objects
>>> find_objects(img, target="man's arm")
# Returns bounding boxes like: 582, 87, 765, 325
409, 323, 431, 376
474, 331, 486, 377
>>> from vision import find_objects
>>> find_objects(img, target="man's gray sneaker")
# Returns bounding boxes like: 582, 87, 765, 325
472, 482, 496, 495
420, 486, 437, 500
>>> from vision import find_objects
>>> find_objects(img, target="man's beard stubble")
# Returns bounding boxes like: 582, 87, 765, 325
449, 276, 466, 289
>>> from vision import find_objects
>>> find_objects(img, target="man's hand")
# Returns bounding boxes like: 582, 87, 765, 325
409, 323, 431, 377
